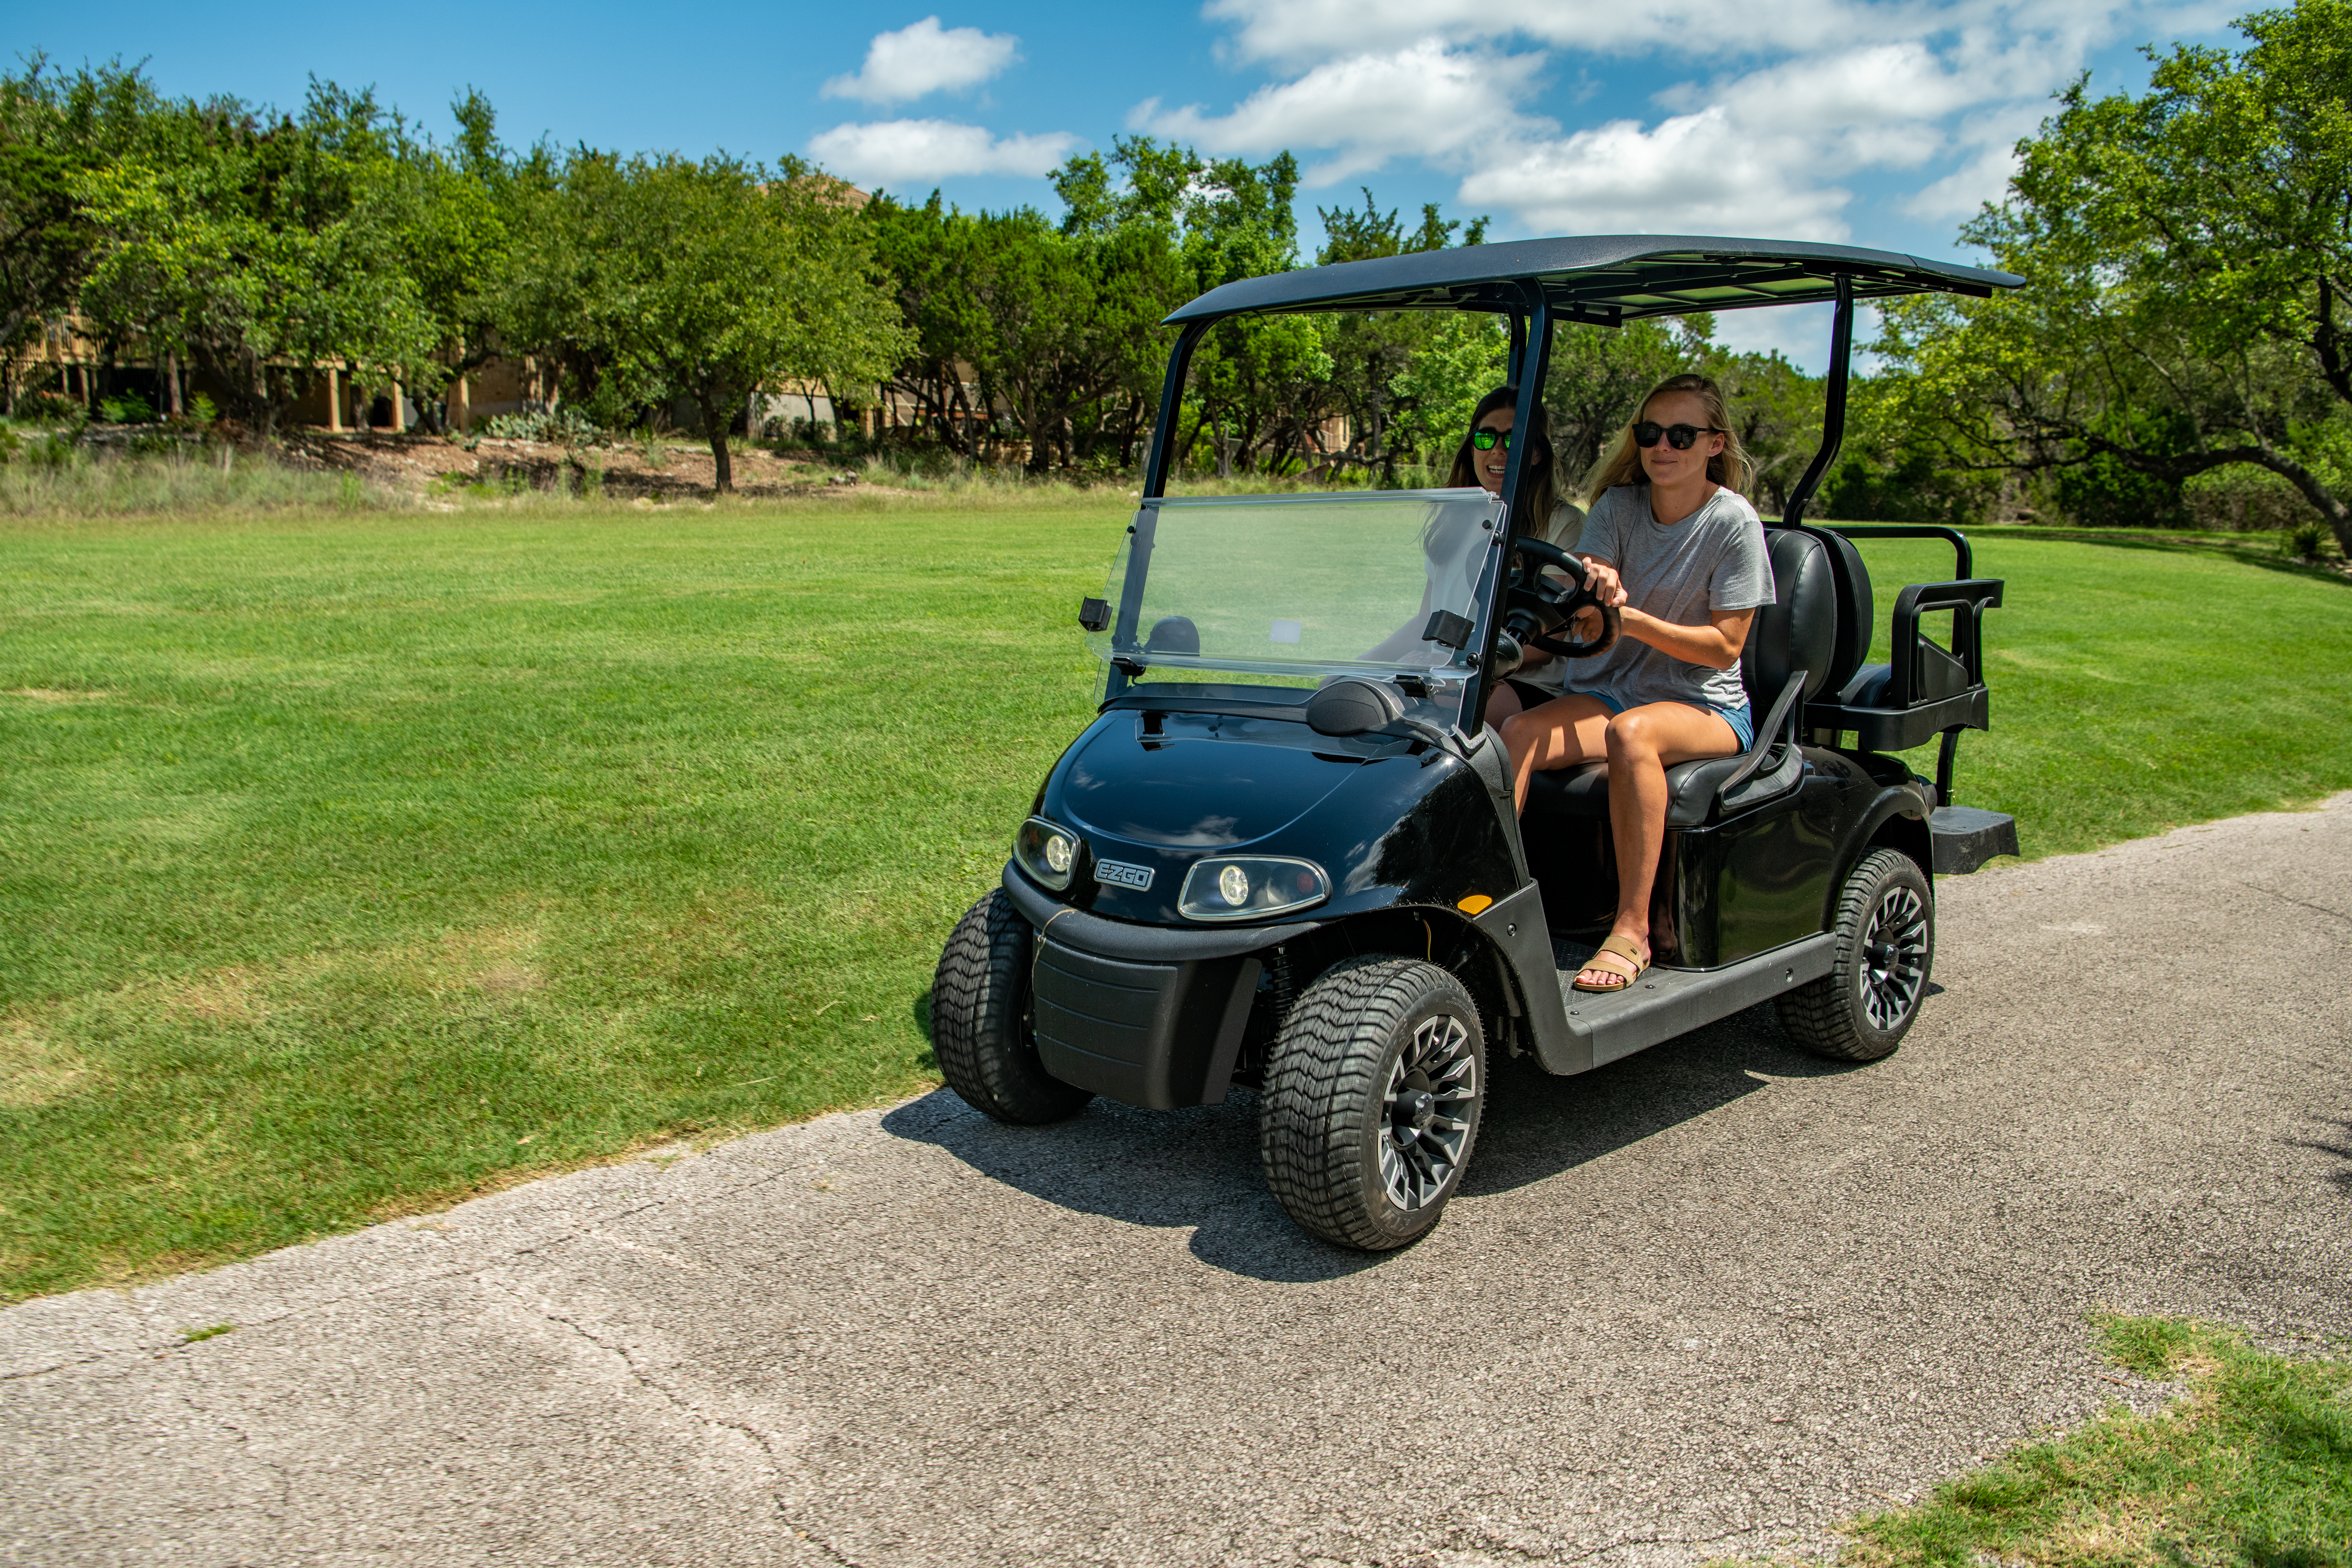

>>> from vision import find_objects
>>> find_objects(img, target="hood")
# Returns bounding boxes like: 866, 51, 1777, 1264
1056, 723, 1361, 849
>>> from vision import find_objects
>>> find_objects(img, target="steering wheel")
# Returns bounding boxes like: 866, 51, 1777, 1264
1505, 537, 1621, 660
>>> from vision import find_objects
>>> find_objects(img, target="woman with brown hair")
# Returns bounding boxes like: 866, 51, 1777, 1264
1497, 372, 1775, 995
1449, 386, 1587, 726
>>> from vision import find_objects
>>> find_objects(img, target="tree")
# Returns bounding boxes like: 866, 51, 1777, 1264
1308, 188, 1486, 481
71, 80, 439, 439
505, 151, 909, 491
1877, 0, 2352, 550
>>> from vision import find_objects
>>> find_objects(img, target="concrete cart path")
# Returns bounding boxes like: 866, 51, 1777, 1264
6, 799, 2349, 1568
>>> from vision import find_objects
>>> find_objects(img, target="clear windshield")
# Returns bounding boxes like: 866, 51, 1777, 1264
1087, 489, 1506, 680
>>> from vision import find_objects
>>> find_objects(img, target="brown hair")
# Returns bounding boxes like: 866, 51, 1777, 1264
1447, 385, 1561, 540
1581, 373, 1755, 503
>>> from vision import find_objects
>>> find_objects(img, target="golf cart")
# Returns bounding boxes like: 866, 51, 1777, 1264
931, 236, 2024, 1249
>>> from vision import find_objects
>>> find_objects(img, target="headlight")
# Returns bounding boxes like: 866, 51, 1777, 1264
1014, 816, 1080, 891
1179, 856, 1330, 922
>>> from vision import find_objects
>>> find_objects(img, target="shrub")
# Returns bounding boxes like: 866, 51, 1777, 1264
2184, 465, 2327, 533
482, 407, 608, 445
14, 390, 82, 423
98, 390, 157, 424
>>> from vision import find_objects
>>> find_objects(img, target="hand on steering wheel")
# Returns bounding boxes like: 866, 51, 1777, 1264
1505, 537, 1621, 660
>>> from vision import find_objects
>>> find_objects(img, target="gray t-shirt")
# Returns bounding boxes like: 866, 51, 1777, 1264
1566, 484, 1773, 713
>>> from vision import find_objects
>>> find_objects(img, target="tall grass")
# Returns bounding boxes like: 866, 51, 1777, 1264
0, 444, 404, 520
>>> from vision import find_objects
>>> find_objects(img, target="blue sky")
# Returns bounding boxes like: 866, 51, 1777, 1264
11, 0, 2239, 369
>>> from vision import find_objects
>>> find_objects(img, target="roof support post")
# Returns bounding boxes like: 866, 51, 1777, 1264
1779, 272, 1854, 530
1459, 285, 1553, 735
1505, 310, 1528, 385
1142, 319, 1211, 500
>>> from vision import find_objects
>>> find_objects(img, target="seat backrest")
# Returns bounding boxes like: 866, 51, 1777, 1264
1743, 528, 1838, 708
1800, 526, 1876, 697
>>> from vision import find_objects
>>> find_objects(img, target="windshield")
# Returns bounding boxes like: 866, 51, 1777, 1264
1087, 489, 1506, 681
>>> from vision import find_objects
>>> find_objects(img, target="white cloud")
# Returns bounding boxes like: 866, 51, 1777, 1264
1200, 0, 1882, 67
1163, 0, 2221, 253
822, 17, 1021, 105
1460, 106, 1855, 240
1134, 41, 1546, 184
807, 119, 1080, 185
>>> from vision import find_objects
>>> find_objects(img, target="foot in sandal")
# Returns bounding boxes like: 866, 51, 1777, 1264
1572, 933, 1650, 993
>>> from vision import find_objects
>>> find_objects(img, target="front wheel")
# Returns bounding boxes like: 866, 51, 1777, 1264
931, 890, 1094, 1124
1776, 848, 1934, 1062
1259, 956, 1485, 1250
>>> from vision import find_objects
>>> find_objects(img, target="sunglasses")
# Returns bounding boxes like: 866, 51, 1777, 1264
1633, 421, 1724, 450
1470, 428, 1513, 451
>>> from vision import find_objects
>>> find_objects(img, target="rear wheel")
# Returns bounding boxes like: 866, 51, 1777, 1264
931, 891, 1094, 1124
1259, 956, 1485, 1250
1776, 848, 1934, 1062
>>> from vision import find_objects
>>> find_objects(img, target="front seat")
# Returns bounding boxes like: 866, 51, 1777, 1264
1522, 526, 1844, 828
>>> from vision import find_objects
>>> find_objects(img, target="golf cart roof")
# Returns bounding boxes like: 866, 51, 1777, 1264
1164, 234, 2023, 327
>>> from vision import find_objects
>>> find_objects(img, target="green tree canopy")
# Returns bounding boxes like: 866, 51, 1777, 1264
506, 151, 910, 490
1877, 0, 2352, 549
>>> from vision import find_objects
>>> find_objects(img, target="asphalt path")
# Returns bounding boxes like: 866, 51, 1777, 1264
5, 797, 2349, 1568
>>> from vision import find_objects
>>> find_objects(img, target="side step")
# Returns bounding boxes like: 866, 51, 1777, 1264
1931, 805, 2019, 875
1555, 934, 1837, 1067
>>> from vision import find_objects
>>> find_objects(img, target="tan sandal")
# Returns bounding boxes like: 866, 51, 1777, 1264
1572, 936, 1650, 994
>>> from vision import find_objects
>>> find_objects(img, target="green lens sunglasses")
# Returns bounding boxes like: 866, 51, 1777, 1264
1470, 428, 1512, 451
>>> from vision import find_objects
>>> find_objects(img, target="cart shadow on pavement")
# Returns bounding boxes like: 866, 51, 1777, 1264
881, 1000, 1870, 1284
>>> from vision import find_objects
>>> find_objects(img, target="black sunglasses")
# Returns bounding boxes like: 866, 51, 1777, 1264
1633, 421, 1723, 450
1470, 428, 1512, 451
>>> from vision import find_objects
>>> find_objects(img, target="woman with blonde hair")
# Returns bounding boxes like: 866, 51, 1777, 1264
1443, 386, 1588, 726
1496, 372, 1774, 995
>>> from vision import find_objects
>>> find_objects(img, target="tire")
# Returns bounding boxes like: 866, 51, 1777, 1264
1776, 848, 1934, 1062
1259, 956, 1485, 1250
930, 890, 1094, 1124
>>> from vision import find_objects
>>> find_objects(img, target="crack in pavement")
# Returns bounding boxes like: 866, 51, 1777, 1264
0, 1152, 824, 1388
479, 1273, 866, 1568
2236, 880, 2352, 923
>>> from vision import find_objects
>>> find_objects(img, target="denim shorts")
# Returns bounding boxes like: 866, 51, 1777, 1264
1569, 688, 1754, 749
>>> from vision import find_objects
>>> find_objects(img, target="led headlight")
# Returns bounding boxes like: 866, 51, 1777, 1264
1179, 856, 1330, 922
1014, 815, 1080, 891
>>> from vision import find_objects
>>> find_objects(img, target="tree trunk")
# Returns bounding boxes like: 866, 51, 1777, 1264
700, 394, 734, 494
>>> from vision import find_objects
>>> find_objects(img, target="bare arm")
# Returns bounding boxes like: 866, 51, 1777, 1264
1618, 603, 1754, 670
1570, 554, 1752, 670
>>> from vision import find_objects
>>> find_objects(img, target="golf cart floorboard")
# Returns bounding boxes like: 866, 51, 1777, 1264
1551, 933, 1838, 1067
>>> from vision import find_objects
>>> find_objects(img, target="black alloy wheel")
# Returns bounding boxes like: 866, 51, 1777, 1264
1259, 956, 1485, 1250
1776, 847, 1935, 1062
931, 890, 1095, 1124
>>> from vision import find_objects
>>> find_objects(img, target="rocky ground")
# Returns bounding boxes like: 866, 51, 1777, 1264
278, 429, 893, 504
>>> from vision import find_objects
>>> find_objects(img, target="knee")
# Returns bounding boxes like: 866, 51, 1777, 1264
1604, 710, 1657, 760
1499, 710, 1535, 752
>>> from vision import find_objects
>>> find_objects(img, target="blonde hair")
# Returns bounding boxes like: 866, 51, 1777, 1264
1581, 374, 1755, 503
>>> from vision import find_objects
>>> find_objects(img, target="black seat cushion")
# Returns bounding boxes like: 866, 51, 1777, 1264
1524, 757, 1748, 828
1840, 662, 1893, 708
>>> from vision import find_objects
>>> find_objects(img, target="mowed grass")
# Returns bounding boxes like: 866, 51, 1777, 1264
2, 503, 2348, 1301
1818, 1316, 2351, 1568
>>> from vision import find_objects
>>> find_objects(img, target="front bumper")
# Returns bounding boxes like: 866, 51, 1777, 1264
1000, 864, 1320, 1110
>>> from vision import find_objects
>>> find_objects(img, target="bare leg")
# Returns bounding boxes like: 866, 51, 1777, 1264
1484, 681, 1525, 728
1579, 702, 1740, 989
1498, 693, 1614, 812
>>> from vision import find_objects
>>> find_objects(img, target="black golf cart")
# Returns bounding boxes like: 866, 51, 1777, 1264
932, 236, 2024, 1249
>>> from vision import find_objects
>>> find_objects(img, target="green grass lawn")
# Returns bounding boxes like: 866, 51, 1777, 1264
2, 501, 2348, 1301
1811, 1316, 2351, 1568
